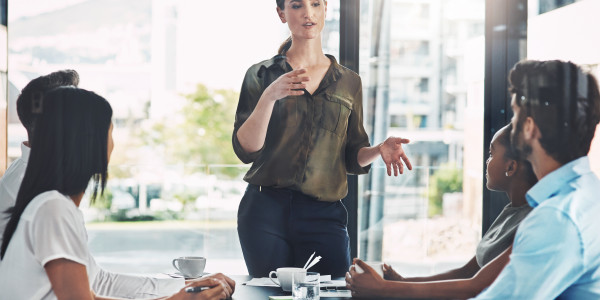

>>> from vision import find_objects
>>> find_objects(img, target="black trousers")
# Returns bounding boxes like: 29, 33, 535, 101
237, 184, 351, 278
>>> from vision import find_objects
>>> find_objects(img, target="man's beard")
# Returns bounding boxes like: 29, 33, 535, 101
511, 112, 533, 160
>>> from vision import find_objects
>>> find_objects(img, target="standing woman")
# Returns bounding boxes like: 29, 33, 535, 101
0, 87, 230, 300
233, 0, 412, 277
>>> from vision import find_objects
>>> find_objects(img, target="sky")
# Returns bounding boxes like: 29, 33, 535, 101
9, 0, 88, 21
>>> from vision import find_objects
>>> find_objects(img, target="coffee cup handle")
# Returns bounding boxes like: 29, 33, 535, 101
269, 271, 280, 287
172, 259, 181, 272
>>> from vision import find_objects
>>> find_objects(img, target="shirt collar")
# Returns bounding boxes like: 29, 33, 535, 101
526, 156, 592, 207
262, 54, 343, 83
20, 142, 31, 163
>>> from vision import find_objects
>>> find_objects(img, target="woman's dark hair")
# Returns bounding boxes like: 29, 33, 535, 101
276, 0, 292, 55
509, 60, 600, 164
497, 123, 538, 186
1, 87, 112, 258
17, 70, 80, 138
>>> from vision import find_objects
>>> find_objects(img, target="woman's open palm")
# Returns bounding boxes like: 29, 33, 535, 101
380, 136, 412, 176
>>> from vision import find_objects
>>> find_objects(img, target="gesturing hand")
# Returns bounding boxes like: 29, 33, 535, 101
262, 68, 310, 102
379, 136, 412, 176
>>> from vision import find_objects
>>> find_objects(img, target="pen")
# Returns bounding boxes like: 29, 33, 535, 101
185, 286, 211, 293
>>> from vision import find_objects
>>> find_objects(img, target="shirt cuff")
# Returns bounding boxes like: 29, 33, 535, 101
155, 277, 186, 295
232, 130, 263, 163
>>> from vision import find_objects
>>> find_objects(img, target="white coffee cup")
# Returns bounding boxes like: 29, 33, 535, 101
269, 267, 306, 292
172, 256, 206, 278
354, 261, 384, 278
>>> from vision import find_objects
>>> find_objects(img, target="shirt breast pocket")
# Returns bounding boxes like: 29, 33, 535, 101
320, 94, 352, 137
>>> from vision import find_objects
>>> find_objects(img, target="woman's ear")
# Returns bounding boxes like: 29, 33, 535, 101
505, 160, 517, 177
277, 7, 286, 23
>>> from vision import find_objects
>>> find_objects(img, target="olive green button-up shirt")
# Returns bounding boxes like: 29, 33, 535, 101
232, 54, 371, 201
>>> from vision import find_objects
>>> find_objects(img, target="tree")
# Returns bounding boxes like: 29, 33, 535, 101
139, 84, 242, 177
428, 162, 463, 216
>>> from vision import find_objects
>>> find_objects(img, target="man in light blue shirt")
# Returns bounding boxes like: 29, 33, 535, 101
473, 60, 600, 299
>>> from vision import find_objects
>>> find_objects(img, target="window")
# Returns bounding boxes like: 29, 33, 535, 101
358, 0, 484, 276
527, 0, 600, 177
7, 0, 340, 275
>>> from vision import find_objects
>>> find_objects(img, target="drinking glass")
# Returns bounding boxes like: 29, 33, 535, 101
292, 271, 320, 300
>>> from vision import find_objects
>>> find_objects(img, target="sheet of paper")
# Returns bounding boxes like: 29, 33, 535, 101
321, 290, 352, 297
320, 280, 346, 288
244, 275, 332, 287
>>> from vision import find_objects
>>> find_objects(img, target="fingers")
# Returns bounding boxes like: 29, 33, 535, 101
220, 274, 236, 293
399, 161, 404, 174
354, 259, 376, 275
345, 272, 353, 289
198, 283, 227, 300
401, 154, 413, 170
386, 162, 392, 176
186, 277, 220, 288
289, 82, 306, 90
348, 264, 358, 277
392, 162, 399, 176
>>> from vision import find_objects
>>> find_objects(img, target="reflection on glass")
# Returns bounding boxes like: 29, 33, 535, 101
358, 0, 484, 276
8, 0, 340, 275
527, 0, 600, 181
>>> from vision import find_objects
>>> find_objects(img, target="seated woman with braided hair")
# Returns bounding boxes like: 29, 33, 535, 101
346, 123, 538, 299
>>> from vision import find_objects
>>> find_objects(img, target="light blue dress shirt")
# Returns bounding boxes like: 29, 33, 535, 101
473, 156, 600, 299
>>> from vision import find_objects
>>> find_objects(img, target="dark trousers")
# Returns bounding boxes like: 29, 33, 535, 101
237, 184, 351, 278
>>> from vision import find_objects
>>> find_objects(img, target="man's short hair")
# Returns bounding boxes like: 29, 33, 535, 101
16, 70, 80, 136
509, 60, 600, 164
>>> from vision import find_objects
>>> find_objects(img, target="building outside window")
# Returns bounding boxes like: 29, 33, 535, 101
358, 0, 484, 275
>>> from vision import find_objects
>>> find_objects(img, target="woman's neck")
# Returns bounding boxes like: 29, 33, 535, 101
286, 37, 327, 68
69, 192, 85, 207
506, 178, 530, 207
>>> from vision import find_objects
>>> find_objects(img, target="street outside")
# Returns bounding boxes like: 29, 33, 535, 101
87, 219, 472, 278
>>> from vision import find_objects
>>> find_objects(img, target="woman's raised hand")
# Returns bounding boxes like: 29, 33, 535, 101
262, 68, 310, 102
379, 136, 412, 176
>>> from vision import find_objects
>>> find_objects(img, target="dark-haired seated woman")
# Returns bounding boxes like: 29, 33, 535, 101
0, 87, 232, 300
346, 124, 538, 299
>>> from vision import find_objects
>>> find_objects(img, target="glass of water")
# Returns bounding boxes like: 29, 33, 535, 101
292, 271, 320, 300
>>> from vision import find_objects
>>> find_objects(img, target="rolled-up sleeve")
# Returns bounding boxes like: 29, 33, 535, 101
345, 76, 371, 175
232, 66, 265, 164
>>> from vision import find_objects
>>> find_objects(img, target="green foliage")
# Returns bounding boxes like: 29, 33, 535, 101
172, 191, 199, 208
92, 187, 113, 210
139, 84, 241, 177
428, 162, 463, 216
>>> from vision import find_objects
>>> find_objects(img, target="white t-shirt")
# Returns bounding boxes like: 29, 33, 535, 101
0, 144, 184, 298
0, 191, 94, 300
0, 142, 30, 247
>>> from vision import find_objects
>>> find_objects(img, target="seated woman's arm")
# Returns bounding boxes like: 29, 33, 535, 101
347, 246, 512, 299
384, 256, 481, 282
46, 258, 231, 300
45, 258, 95, 300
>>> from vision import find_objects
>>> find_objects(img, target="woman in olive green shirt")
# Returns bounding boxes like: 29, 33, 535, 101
233, 0, 412, 277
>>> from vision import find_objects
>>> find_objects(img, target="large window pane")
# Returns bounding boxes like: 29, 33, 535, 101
358, 0, 485, 275
8, 0, 340, 275
527, 0, 600, 176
